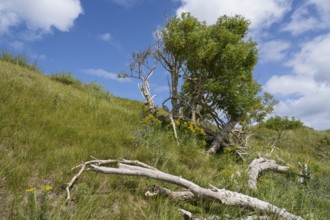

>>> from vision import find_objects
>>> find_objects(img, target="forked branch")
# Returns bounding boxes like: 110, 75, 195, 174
247, 157, 289, 190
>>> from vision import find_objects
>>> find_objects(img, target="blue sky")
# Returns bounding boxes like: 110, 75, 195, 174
1, 0, 330, 130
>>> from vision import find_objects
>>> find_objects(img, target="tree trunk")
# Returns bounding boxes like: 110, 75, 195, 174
171, 69, 180, 119
207, 120, 237, 154
140, 79, 157, 115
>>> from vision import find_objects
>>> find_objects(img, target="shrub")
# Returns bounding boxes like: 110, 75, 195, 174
49, 72, 82, 86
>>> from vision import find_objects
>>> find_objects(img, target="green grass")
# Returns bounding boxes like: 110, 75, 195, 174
0, 56, 329, 219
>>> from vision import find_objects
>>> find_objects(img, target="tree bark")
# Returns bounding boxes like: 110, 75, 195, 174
67, 158, 303, 220
171, 67, 180, 119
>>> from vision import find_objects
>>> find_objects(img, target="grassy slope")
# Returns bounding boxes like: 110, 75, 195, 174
0, 60, 329, 219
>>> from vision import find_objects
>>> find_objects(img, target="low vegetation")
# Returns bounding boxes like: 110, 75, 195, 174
1, 53, 329, 219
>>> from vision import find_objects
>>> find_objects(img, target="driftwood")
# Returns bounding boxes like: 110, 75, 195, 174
67, 158, 302, 220
247, 157, 289, 190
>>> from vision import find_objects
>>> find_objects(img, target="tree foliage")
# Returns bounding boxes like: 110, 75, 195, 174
177, 14, 274, 128
154, 13, 203, 119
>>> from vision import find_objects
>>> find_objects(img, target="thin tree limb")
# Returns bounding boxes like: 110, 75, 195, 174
66, 163, 86, 202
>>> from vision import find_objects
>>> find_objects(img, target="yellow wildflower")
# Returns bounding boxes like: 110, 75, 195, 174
26, 187, 37, 193
40, 185, 53, 191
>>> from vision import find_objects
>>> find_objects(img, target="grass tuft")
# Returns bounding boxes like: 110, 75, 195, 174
0, 50, 40, 72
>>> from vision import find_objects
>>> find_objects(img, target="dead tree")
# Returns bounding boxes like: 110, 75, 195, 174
67, 158, 303, 220
119, 48, 157, 115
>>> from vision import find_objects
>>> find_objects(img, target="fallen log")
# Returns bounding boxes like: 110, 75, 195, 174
67, 158, 303, 220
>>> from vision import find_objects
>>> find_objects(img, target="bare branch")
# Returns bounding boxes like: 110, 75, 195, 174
66, 163, 86, 202
119, 158, 159, 170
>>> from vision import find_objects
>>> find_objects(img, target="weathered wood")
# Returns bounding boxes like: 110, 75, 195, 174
67, 158, 303, 220
207, 120, 237, 154
248, 157, 289, 190
145, 186, 194, 201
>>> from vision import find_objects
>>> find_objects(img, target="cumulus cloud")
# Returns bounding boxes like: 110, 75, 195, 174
282, 0, 330, 35
83, 68, 131, 83
98, 33, 112, 41
176, 0, 292, 30
287, 34, 330, 83
0, 0, 83, 35
264, 34, 330, 130
259, 40, 291, 63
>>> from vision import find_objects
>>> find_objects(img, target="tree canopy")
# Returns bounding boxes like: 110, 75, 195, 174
159, 13, 275, 128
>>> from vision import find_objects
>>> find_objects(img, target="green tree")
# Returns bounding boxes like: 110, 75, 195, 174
263, 115, 304, 141
177, 14, 275, 153
129, 13, 276, 154
154, 13, 203, 119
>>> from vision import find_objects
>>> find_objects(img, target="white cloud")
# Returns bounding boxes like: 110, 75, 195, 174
264, 34, 330, 130
259, 40, 291, 63
98, 33, 112, 41
287, 34, 330, 83
110, 0, 137, 8
0, 0, 83, 35
176, 0, 292, 30
282, 0, 330, 35
83, 68, 131, 83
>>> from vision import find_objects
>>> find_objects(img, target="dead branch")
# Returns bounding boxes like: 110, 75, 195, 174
169, 114, 179, 145
145, 186, 194, 201
162, 97, 179, 145
179, 208, 270, 220
66, 163, 86, 202
248, 157, 289, 191
179, 208, 220, 220
67, 158, 303, 220
126, 48, 158, 115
